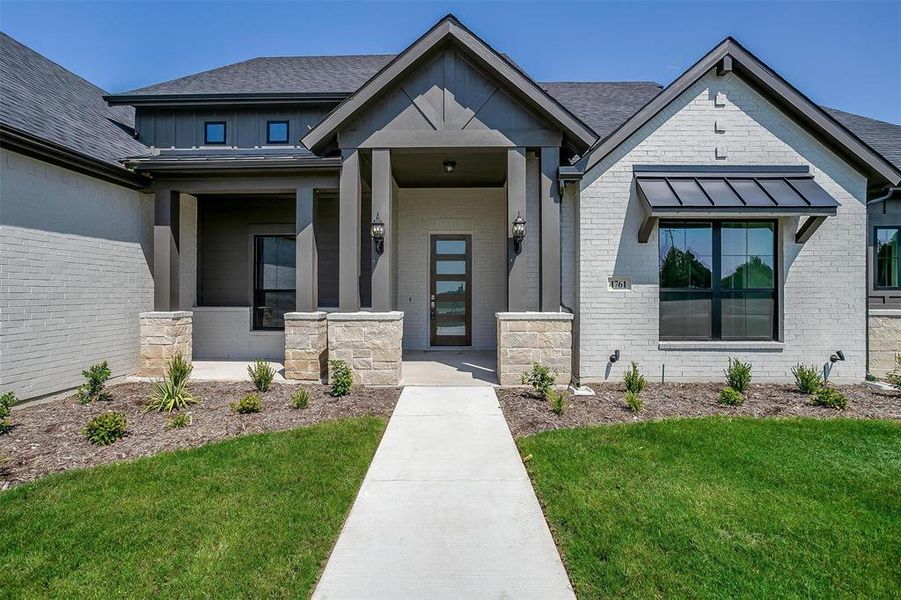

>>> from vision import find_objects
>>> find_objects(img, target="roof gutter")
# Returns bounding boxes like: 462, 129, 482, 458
126, 156, 342, 174
104, 92, 351, 107
0, 123, 148, 190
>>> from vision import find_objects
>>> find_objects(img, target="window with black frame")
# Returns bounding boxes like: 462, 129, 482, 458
267, 120, 289, 144
204, 121, 226, 145
253, 235, 296, 330
659, 220, 776, 340
875, 227, 900, 289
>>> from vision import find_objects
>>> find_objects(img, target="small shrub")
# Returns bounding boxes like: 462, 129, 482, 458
76, 361, 112, 404
886, 354, 901, 389
521, 363, 557, 399
623, 361, 646, 395
724, 358, 752, 393
82, 412, 127, 446
0, 391, 15, 433
147, 378, 194, 413
719, 386, 745, 406
329, 360, 353, 398
814, 385, 848, 410
165, 413, 191, 429
548, 389, 567, 415
791, 363, 823, 394
167, 353, 193, 387
291, 388, 311, 409
231, 393, 262, 414
248, 359, 275, 392
625, 390, 642, 412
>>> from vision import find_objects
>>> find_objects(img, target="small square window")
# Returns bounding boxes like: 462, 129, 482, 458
267, 121, 289, 144
204, 122, 226, 145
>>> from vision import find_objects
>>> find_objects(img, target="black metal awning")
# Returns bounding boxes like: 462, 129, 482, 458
634, 166, 840, 243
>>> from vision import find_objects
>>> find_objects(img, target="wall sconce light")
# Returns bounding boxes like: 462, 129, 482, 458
371, 212, 385, 254
443, 160, 457, 173
512, 212, 526, 253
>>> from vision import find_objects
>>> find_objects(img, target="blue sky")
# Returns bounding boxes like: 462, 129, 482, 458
2, 1, 899, 123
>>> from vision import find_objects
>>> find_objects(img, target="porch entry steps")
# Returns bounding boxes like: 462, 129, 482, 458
311, 386, 575, 599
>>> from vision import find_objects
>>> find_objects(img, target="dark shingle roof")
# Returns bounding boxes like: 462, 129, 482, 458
540, 82, 664, 139
824, 107, 901, 170
0, 33, 147, 167
120, 55, 396, 96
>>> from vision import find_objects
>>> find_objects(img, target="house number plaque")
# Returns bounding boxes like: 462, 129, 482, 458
608, 276, 632, 290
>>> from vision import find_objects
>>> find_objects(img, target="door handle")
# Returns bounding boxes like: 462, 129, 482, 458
430, 295, 436, 320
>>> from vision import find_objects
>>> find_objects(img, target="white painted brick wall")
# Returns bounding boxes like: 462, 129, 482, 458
192, 307, 284, 360
576, 71, 868, 383
396, 187, 506, 350
0, 150, 154, 399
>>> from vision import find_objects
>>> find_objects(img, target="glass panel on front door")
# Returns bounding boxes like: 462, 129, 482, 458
430, 234, 472, 346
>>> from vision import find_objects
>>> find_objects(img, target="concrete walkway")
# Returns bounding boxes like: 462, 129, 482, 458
312, 386, 574, 600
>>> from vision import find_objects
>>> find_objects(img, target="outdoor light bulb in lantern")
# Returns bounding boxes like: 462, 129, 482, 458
443, 160, 456, 173
512, 212, 527, 252
371, 213, 385, 254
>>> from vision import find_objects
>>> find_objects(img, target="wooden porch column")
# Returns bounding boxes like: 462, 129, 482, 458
507, 147, 528, 311
540, 146, 561, 311
295, 182, 317, 311
371, 149, 393, 311
153, 188, 180, 311
339, 149, 362, 311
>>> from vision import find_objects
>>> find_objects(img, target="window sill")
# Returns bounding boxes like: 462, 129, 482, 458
658, 340, 784, 352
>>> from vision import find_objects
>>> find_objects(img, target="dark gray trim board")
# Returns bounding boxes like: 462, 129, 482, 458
0, 123, 148, 189
302, 14, 597, 154
127, 156, 342, 174
575, 38, 901, 188
105, 92, 350, 107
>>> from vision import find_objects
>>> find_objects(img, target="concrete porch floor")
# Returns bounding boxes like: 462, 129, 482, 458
189, 360, 292, 383
400, 350, 497, 387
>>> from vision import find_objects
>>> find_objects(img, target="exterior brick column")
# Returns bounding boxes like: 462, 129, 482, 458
868, 310, 901, 377
139, 311, 192, 377
284, 312, 328, 381
327, 312, 403, 386
496, 311, 573, 386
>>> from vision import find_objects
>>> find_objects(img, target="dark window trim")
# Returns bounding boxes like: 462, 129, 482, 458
874, 225, 901, 291
204, 121, 227, 145
659, 219, 778, 342
252, 234, 295, 331
266, 120, 290, 144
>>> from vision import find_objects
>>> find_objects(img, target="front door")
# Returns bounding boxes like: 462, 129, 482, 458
430, 234, 472, 346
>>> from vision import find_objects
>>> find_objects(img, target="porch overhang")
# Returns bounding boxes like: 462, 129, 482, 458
634, 165, 840, 243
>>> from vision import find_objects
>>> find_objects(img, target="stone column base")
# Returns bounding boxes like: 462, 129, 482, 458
139, 311, 193, 377
328, 312, 403, 386
284, 312, 328, 381
496, 312, 573, 386
869, 310, 901, 377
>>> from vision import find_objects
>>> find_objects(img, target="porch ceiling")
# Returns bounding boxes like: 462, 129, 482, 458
389, 148, 506, 188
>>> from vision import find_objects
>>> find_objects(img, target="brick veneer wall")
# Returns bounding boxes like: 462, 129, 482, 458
496, 312, 573, 386
284, 312, 328, 381
139, 311, 192, 377
868, 311, 901, 377
0, 150, 154, 399
327, 312, 403, 386
575, 70, 868, 383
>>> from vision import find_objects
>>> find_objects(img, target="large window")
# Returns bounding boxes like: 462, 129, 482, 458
659, 220, 776, 341
875, 227, 900, 289
253, 235, 296, 330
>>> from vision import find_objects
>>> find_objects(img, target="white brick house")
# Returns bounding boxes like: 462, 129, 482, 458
1, 16, 899, 400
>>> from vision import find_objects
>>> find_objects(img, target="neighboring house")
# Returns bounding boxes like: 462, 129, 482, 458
1, 15, 899, 400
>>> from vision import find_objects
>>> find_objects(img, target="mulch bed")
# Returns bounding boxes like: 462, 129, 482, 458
498, 382, 901, 438
0, 382, 399, 488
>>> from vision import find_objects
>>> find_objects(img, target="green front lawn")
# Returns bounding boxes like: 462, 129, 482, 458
519, 418, 900, 599
1, 417, 385, 598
